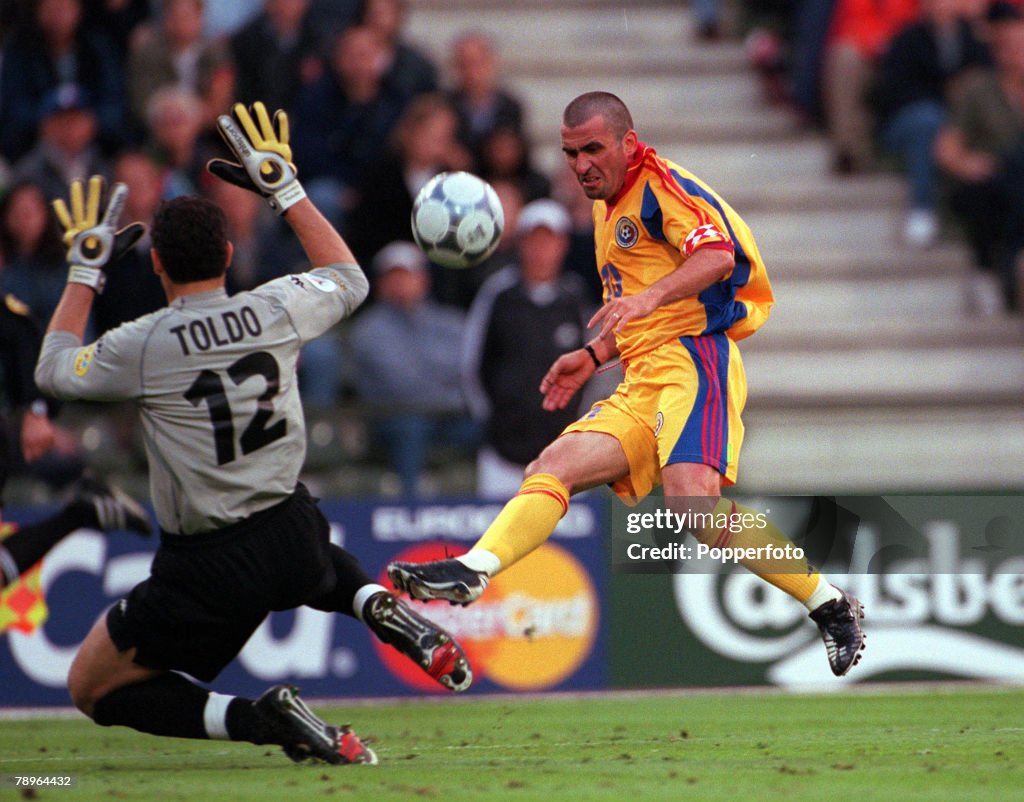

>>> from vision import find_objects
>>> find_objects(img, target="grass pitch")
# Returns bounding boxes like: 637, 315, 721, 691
1, 686, 1021, 802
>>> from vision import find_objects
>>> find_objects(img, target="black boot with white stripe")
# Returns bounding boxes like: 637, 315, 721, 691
364, 591, 473, 692
809, 588, 866, 676
73, 474, 152, 536
254, 685, 377, 765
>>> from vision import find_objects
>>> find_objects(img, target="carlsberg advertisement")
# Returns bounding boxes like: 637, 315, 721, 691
609, 495, 1024, 689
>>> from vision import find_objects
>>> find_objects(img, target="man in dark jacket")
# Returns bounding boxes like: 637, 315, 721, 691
461, 199, 587, 499
873, 0, 991, 248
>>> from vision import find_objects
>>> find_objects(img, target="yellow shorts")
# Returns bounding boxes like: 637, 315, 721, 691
562, 333, 747, 503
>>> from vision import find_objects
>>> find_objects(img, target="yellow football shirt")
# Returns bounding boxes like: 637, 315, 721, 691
592, 143, 774, 361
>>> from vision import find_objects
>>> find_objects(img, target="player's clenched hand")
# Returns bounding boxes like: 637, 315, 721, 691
540, 349, 594, 411
52, 176, 146, 295
208, 101, 306, 215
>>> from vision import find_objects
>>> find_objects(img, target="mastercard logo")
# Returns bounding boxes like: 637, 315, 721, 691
374, 541, 599, 692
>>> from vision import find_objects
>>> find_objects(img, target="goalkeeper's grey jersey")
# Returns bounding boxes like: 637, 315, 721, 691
35, 264, 368, 535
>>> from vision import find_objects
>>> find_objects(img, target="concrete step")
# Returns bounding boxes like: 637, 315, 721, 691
763, 274, 973, 329
770, 244, 973, 281
738, 406, 1024, 493
405, 3, 770, 149
745, 207, 931, 263
406, 2, 704, 67
534, 114, 803, 174
744, 311, 1023, 352
724, 171, 908, 214
743, 345, 1024, 407
516, 71, 766, 138
538, 142, 910, 214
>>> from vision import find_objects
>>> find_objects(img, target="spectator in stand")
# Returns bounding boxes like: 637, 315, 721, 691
229, 0, 329, 113
349, 241, 479, 496
201, 0, 263, 40
346, 92, 468, 267
357, 0, 439, 101
934, 3, 1024, 314
91, 150, 167, 335
872, 0, 992, 248
821, 0, 920, 174
0, 0, 126, 163
551, 161, 602, 306
444, 31, 525, 169
0, 181, 68, 324
477, 125, 552, 204
209, 178, 287, 292
289, 23, 405, 228
82, 0, 152, 61
461, 199, 587, 500
784, 0, 837, 122
125, 0, 235, 140
741, 0, 802, 108
142, 85, 218, 199
306, 0, 362, 38
693, 0, 724, 41
11, 85, 112, 202
431, 177, 524, 311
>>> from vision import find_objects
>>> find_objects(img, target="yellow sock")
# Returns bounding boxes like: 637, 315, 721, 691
473, 473, 569, 572
703, 498, 822, 604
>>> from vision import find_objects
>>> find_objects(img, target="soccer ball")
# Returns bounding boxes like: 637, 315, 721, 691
410, 171, 504, 269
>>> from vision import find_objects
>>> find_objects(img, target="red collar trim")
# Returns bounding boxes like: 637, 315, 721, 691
604, 141, 652, 215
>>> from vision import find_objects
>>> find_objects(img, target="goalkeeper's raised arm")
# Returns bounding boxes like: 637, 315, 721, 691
207, 101, 363, 275
36, 101, 368, 405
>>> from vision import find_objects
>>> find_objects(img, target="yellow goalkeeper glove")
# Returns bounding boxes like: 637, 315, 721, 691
207, 101, 307, 215
52, 176, 146, 294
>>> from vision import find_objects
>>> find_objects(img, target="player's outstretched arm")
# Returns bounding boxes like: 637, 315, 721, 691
36, 178, 147, 400
540, 336, 618, 412
207, 101, 358, 269
44, 177, 146, 340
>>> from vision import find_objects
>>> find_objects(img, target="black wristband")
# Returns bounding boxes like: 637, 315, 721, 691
584, 344, 601, 369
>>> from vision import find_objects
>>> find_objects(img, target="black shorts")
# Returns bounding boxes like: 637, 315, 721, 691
106, 483, 337, 682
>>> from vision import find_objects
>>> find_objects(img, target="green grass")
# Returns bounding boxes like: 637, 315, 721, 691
1, 687, 1022, 802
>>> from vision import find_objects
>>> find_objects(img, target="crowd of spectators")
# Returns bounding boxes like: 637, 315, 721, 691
5, 0, 1023, 497
0, 0, 600, 498
739, 0, 1024, 311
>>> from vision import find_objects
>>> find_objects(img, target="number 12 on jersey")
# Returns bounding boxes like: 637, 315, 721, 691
184, 351, 286, 465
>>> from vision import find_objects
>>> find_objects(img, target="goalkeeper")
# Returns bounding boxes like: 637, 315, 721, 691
34, 102, 472, 766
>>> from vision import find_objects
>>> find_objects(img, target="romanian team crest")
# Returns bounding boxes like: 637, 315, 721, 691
615, 217, 639, 248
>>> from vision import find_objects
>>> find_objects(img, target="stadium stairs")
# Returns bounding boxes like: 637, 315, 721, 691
13, 1, 1022, 505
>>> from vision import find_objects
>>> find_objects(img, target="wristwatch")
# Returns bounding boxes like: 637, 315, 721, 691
28, 399, 48, 417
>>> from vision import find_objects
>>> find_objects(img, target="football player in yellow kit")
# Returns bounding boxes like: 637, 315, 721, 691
391, 91, 865, 677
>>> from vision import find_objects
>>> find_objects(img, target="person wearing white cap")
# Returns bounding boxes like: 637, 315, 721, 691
461, 199, 588, 499
349, 240, 480, 495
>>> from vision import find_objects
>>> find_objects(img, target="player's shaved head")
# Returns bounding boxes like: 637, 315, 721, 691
562, 92, 634, 138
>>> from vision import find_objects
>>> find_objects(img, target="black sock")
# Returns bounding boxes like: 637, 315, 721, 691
1, 502, 95, 580
226, 697, 278, 744
92, 673, 210, 739
307, 545, 374, 618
